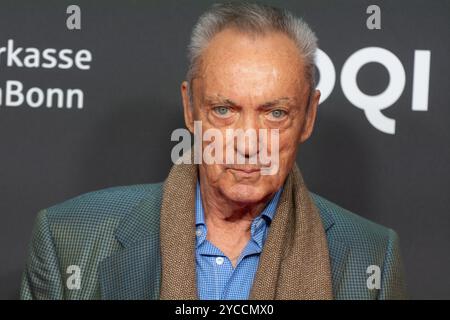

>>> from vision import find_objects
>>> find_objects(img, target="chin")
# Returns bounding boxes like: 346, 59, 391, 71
220, 182, 268, 204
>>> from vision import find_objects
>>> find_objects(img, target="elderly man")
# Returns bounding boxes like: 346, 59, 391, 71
20, 2, 406, 300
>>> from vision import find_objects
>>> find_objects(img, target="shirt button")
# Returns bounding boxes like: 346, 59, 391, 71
215, 257, 224, 265
196, 229, 202, 237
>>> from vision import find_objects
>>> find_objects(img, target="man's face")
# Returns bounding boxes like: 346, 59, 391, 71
181, 28, 320, 205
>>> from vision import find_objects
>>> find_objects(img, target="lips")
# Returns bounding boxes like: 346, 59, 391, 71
226, 165, 261, 174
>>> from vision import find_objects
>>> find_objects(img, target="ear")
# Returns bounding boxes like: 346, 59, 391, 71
181, 81, 195, 134
299, 89, 320, 143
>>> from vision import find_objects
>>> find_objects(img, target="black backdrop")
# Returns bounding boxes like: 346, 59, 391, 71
0, 0, 449, 299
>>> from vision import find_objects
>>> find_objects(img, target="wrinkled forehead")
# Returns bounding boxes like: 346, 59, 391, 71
193, 28, 310, 102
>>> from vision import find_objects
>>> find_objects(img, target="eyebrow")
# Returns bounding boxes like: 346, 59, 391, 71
259, 97, 292, 109
204, 95, 293, 108
204, 96, 236, 106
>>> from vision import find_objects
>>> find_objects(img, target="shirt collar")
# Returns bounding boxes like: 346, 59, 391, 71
195, 180, 206, 227
258, 187, 283, 224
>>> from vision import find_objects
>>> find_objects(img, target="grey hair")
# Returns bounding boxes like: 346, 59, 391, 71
186, 1, 318, 103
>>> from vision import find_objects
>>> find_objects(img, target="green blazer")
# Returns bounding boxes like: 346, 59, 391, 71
20, 183, 407, 299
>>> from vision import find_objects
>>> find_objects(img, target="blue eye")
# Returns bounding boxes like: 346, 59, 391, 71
214, 106, 230, 116
271, 109, 286, 118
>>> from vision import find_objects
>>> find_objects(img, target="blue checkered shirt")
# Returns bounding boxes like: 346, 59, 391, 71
195, 182, 283, 300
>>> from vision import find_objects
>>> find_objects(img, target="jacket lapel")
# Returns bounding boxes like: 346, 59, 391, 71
327, 237, 350, 298
312, 193, 350, 298
98, 184, 163, 300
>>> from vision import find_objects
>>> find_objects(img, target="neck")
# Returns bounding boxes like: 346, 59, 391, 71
199, 178, 271, 266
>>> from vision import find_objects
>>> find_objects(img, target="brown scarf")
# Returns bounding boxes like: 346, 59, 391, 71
159, 162, 333, 300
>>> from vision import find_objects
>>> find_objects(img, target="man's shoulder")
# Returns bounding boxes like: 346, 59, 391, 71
23, 183, 165, 299
310, 193, 406, 299
310, 192, 397, 248
42, 182, 164, 230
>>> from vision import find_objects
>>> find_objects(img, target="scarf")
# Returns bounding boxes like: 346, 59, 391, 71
159, 162, 333, 300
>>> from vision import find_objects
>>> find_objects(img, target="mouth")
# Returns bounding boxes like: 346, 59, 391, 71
226, 165, 261, 175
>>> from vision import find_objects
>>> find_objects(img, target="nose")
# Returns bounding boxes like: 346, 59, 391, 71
231, 112, 259, 162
